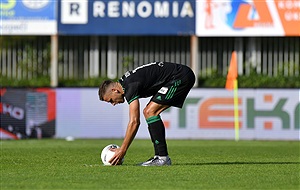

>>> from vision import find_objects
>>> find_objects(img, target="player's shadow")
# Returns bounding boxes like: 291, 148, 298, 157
175, 161, 300, 166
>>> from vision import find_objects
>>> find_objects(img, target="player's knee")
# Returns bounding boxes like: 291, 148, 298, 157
143, 106, 155, 118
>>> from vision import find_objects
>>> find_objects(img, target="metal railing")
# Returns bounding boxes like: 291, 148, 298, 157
1, 36, 299, 83
1, 36, 50, 79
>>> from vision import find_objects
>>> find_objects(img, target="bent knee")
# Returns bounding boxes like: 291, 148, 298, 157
143, 106, 155, 118
143, 102, 170, 118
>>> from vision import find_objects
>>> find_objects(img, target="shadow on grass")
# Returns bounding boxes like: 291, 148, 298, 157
174, 161, 300, 166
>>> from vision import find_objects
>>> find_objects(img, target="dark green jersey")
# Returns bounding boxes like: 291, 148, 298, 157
118, 62, 194, 106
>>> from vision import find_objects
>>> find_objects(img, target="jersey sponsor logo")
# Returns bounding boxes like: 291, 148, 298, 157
158, 87, 168, 94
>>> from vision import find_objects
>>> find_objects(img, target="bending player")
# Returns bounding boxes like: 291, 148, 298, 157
98, 62, 195, 166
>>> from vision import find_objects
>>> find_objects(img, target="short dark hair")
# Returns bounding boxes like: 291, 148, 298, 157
98, 80, 114, 101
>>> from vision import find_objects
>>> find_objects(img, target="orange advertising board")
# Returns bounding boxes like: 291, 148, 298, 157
274, 0, 300, 36
196, 0, 300, 36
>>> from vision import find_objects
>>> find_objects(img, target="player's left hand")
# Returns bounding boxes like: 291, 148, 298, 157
109, 148, 126, 166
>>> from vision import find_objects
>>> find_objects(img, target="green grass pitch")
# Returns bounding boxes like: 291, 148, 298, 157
1, 139, 299, 189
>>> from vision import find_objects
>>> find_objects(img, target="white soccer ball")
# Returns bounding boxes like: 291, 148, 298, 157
100, 144, 124, 166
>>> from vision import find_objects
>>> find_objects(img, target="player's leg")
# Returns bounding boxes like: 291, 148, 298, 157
140, 101, 171, 166
140, 66, 195, 166
144, 101, 170, 156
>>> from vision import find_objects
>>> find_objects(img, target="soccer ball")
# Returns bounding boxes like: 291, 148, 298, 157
100, 144, 124, 166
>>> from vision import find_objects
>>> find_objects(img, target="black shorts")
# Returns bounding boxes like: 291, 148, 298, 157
151, 65, 195, 108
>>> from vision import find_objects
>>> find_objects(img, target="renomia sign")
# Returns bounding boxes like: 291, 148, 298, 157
58, 0, 195, 35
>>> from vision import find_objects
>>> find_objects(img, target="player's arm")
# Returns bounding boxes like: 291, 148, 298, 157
121, 99, 141, 151
110, 99, 140, 165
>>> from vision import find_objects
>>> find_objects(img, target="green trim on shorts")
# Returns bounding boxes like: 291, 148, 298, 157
128, 96, 139, 104
146, 115, 161, 124
166, 80, 181, 100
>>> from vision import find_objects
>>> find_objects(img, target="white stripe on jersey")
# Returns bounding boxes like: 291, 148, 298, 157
132, 62, 164, 73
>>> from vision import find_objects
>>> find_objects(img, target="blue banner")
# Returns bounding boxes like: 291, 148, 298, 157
58, 0, 195, 35
1, 0, 55, 20
0, 0, 57, 35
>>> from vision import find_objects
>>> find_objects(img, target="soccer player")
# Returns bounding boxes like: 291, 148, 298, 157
98, 62, 195, 166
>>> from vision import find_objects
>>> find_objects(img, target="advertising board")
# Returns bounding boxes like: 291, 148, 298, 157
0, 88, 56, 139
0, 0, 57, 35
58, 0, 195, 35
55, 88, 300, 140
196, 0, 300, 36
55, 88, 125, 138
2, 88, 298, 140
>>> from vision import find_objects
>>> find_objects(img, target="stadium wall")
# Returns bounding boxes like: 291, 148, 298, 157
2, 88, 299, 140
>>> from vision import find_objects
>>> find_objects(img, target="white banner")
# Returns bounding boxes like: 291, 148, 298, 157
196, 0, 300, 36
1, 20, 57, 35
56, 88, 300, 140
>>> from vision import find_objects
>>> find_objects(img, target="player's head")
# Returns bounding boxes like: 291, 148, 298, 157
99, 80, 125, 106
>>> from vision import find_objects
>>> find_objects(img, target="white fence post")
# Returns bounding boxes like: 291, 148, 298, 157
89, 36, 99, 78
107, 36, 117, 79
235, 37, 244, 75
191, 35, 198, 87
51, 35, 58, 87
